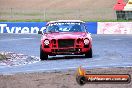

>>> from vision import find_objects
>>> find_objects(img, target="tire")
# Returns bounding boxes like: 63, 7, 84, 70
76, 76, 86, 85
85, 48, 92, 58
40, 46, 48, 60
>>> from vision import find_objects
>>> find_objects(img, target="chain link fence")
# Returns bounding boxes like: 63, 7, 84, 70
0, 8, 123, 21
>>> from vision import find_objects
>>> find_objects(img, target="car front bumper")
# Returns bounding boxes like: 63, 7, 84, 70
42, 47, 91, 55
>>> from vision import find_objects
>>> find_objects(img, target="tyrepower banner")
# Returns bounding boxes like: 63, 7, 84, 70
0, 22, 97, 34
0, 22, 47, 34
97, 22, 132, 34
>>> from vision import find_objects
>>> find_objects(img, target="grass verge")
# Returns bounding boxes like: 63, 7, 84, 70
0, 19, 131, 22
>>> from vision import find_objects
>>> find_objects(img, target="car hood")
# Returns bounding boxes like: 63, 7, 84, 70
44, 32, 88, 39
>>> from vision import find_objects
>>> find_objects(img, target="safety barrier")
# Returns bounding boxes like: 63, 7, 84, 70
0, 22, 97, 34
97, 22, 132, 34
0, 22, 132, 34
113, 0, 132, 20
0, 22, 47, 34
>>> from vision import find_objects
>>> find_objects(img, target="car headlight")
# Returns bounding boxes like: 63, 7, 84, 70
44, 39, 50, 45
84, 39, 89, 45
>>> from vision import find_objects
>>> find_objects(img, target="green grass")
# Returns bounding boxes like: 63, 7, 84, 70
83, 19, 132, 22
0, 19, 131, 22
0, 19, 50, 22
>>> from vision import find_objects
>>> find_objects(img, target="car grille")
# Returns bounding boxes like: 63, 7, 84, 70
58, 39, 74, 48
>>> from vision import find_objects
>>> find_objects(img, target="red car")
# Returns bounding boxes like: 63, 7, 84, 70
40, 20, 92, 60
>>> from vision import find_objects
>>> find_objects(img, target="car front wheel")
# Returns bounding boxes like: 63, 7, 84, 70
85, 48, 92, 58
40, 46, 48, 60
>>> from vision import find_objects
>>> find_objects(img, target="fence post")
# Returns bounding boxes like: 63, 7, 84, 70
44, 9, 47, 21
76, 9, 80, 20
11, 8, 13, 19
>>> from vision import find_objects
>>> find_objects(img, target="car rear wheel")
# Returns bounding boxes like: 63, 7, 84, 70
85, 48, 92, 58
40, 46, 48, 60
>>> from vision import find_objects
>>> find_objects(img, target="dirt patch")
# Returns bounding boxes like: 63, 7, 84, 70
0, 0, 129, 20
0, 52, 39, 66
0, 67, 131, 88
0, 0, 128, 10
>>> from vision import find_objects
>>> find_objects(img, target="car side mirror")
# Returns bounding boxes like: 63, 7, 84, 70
38, 31, 43, 34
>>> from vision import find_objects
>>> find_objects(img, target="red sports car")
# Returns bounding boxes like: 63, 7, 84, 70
40, 20, 92, 60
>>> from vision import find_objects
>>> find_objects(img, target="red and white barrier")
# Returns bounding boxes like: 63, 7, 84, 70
97, 22, 132, 34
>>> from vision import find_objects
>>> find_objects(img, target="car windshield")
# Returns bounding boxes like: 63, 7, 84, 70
46, 22, 86, 33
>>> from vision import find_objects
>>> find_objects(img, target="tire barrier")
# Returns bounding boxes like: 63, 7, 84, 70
114, 0, 132, 20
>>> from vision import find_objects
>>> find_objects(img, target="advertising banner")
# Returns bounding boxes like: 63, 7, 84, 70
97, 22, 132, 34
0, 22, 97, 34
0, 22, 47, 34
85, 22, 97, 34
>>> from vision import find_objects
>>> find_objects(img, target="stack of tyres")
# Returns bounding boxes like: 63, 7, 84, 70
113, 0, 126, 20
124, 0, 132, 20
116, 11, 126, 20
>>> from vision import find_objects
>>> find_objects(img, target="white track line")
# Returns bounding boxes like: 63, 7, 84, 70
0, 38, 34, 41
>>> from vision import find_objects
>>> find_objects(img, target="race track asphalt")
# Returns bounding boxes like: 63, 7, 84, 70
0, 34, 132, 74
